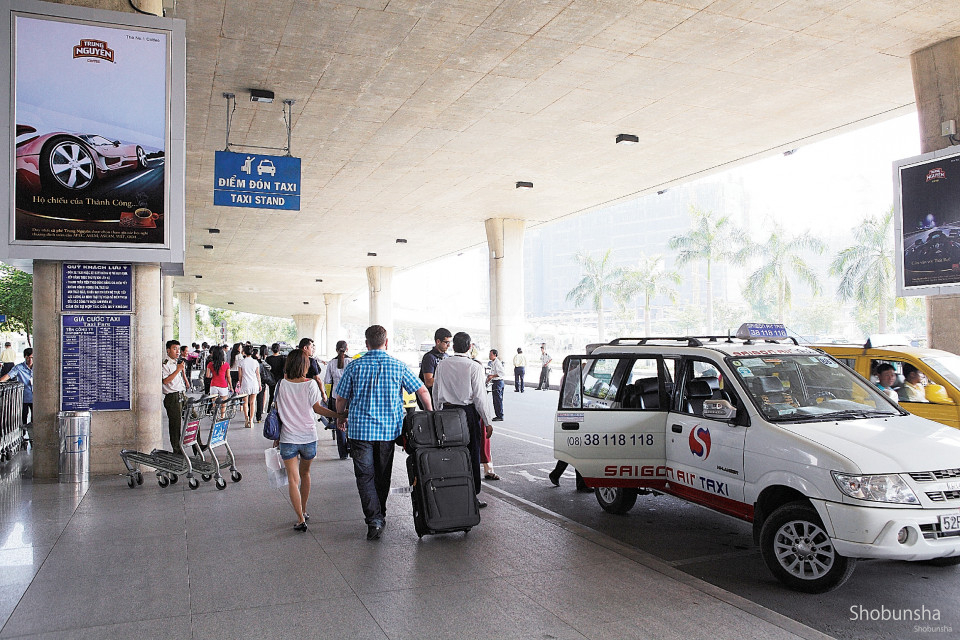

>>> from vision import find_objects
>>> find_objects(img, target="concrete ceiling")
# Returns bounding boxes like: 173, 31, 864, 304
171, 0, 960, 318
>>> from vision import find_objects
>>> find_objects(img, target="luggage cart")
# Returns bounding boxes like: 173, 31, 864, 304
189, 396, 243, 489
0, 381, 25, 462
120, 396, 214, 490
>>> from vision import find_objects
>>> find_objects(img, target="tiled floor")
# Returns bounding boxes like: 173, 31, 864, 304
0, 419, 832, 640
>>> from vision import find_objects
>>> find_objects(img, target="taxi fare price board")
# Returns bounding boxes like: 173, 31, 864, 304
61, 314, 131, 411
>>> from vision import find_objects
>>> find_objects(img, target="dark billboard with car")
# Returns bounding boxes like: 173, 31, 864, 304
13, 16, 168, 246
897, 148, 960, 293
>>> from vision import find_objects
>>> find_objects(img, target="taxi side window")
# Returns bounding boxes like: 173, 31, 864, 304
621, 358, 664, 410
560, 357, 622, 409
872, 359, 930, 403
677, 358, 735, 418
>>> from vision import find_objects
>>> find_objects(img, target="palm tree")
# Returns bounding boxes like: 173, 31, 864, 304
668, 206, 746, 333
566, 249, 625, 340
830, 208, 896, 333
619, 254, 680, 335
738, 227, 825, 323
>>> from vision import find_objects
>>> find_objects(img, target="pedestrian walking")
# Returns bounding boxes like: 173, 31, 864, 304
229, 343, 242, 390
323, 340, 351, 460
237, 345, 262, 427
335, 325, 432, 540
433, 331, 495, 507
254, 346, 268, 423
274, 348, 342, 531
536, 343, 553, 390
265, 343, 286, 413
513, 347, 526, 392
418, 328, 451, 409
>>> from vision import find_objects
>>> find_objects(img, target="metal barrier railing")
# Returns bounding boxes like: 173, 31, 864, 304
0, 381, 26, 465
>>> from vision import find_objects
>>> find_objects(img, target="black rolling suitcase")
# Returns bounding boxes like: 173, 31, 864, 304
403, 409, 480, 537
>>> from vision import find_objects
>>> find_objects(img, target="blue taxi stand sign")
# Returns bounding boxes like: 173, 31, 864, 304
213, 151, 301, 210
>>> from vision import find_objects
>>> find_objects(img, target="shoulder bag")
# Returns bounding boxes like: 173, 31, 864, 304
263, 380, 283, 440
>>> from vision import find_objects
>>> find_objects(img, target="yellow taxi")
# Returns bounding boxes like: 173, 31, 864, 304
817, 336, 960, 429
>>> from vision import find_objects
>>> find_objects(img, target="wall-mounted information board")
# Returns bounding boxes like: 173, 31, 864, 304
61, 314, 131, 411
62, 263, 132, 311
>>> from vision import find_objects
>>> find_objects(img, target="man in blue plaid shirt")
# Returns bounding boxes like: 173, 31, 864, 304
336, 325, 432, 540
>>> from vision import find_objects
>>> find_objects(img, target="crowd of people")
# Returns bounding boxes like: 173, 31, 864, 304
161, 328, 560, 540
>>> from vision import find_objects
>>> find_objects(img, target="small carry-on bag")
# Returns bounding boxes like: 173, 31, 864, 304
403, 409, 480, 537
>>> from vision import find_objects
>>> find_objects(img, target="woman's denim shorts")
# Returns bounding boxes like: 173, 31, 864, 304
279, 441, 317, 461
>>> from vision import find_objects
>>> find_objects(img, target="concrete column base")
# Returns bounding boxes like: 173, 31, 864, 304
33, 262, 162, 479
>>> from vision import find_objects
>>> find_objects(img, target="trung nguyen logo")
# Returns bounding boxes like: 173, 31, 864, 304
73, 39, 115, 63
689, 426, 711, 459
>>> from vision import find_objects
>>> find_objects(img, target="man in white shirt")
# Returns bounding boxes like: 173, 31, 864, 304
161, 340, 189, 454
536, 343, 553, 390
486, 349, 505, 421
433, 331, 494, 508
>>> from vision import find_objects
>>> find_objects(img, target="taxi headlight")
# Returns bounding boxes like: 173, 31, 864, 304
831, 472, 919, 504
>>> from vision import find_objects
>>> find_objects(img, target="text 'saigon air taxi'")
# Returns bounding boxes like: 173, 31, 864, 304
554, 323, 960, 593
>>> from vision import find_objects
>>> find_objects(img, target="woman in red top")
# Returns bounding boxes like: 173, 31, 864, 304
206, 346, 231, 397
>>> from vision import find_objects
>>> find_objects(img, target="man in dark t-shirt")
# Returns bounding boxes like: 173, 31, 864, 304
265, 343, 286, 410
417, 327, 451, 409
299, 337, 327, 402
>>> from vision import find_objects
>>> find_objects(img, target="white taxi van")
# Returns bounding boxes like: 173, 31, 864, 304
555, 324, 960, 592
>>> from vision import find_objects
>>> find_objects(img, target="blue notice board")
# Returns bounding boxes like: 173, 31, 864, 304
213, 151, 301, 210
62, 263, 133, 312
61, 315, 132, 411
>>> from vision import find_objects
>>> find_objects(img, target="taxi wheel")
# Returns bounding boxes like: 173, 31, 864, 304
760, 502, 856, 593
595, 487, 638, 514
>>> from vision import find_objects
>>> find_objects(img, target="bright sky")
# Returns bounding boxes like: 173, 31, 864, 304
355, 113, 923, 327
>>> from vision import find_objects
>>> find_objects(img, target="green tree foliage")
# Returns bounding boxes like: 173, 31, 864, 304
737, 226, 825, 323
0, 264, 33, 345
194, 305, 296, 345
565, 249, 626, 341
619, 254, 680, 336
668, 206, 746, 333
830, 208, 898, 334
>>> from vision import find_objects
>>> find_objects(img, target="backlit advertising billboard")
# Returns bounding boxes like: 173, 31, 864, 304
0, 0, 185, 265
895, 146, 960, 297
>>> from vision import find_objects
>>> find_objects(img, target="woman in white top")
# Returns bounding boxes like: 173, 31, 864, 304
275, 348, 341, 531
322, 340, 351, 459
237, 345, 261, 428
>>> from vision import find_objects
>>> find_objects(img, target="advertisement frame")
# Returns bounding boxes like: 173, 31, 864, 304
0, 0, 184, 266
894, 144, 960, 298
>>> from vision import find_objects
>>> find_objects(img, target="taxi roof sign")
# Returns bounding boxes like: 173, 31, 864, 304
736, 323, 788, 341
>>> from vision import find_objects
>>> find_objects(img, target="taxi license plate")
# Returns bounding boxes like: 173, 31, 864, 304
940, 514, 960, 533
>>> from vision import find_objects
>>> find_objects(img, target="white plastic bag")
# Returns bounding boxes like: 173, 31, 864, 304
264, 447, 283, 470
264, 447, 288, 487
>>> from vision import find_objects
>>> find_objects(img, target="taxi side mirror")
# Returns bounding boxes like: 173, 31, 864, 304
703, 399, 736, 421
925, 384, 955, 405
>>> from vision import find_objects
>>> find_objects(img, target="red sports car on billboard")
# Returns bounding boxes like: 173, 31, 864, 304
16, 124, 152, 194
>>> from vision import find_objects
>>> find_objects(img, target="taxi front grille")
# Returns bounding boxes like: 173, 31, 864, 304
910, 469, 960, 482
920, 523, 960, 540
926, 490, 960, 502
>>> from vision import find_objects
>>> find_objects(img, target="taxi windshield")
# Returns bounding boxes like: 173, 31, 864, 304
725, 353, 902, 422
921, 355, 960, 390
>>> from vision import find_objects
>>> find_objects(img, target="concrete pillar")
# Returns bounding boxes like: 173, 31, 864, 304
33, 261, 162, 478
324, 293, 342, 359
366, 266, 394, 337
912, 37, 960, 354
177, 291, 196, 345
485, 218, 526, 357
292, 314, 323, 345
162, 276, 174, 345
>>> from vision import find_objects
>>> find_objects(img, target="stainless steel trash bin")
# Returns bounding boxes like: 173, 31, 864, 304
59, 411, 91, 483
